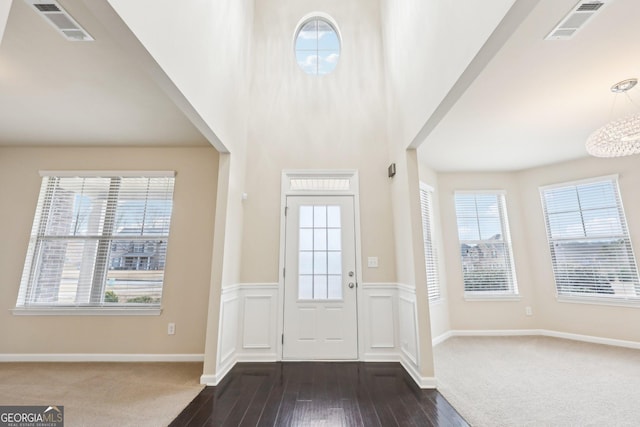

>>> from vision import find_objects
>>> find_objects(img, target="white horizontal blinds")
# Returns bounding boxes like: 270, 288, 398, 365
419, 185, 440, 302
541, 178, 640, 299
455, 192, 518, 295
17, 174, 175, 308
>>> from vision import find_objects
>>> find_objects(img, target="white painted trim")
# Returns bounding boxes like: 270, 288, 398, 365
362, 353, 400, 362
0, 353, 204, 362
463, 295, 522, 302
447, 329, 540, 337
434, 329, 640, 351
360, 282, 399, 290
539, 329, 640, 350
279, 170, 362, 362
207, 357, 236, 386
236, 354, 278, 363
539, 174, 619, 191
11, 308, 162, 316
396, 283, 416, 293
432, 330, 453, 346
236, 283, 280, 290
199, 374, 217, 386
400, 358, 437, 389
39, 170, 175, 177
556, 295, 640, 308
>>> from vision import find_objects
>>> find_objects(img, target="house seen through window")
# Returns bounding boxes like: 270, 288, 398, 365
16, 173, 175, 311
454, 191, 518, 296
540, 176, 640, 302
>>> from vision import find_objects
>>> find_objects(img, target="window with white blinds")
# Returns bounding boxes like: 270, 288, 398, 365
540, 176, 640, 302
454, 192, 518, 296
419, 183, 440, 302
16, 172, 175, 310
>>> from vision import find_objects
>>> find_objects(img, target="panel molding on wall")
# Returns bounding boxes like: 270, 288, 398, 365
215, 282, 430, 387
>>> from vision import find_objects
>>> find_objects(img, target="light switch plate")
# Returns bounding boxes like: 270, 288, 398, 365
367, 257, 379, 268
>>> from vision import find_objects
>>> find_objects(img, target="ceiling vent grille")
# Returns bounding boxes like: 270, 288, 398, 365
545, 0, 611, 40
24, 0, 93, 41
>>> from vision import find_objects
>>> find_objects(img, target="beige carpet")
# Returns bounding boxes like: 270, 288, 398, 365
434, 336, 640, 427
0, 362, 204, 427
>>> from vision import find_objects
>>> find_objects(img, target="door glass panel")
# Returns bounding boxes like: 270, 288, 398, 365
299, 229, 313, 250
314, 206, 327, 227
327, 275, 342, 299
298, 204, 343, 300
300, 206, 314, 227
327, 206, 341, 227
299, 275, 313, 299
314, 275, 328, 299
327, 229, 341, 250
313, 229, 327, 250
314, 252, 327, 274
328, 252, 341, 274
299, 251, 313, 274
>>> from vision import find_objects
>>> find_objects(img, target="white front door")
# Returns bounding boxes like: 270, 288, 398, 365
283, 195, 358, 359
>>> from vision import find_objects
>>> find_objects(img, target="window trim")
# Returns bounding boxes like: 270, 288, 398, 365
539, 175, 640, 305
293, 12, 341, 76
454, 190, 519, 298
15, 171, 175, 315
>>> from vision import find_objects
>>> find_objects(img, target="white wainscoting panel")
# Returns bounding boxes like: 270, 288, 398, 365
361, 284, 398, 361
218, 288, 240, 373
237, 284, 279, 362
216, 283, 428, 387
242, 295, 273, 349
398, 291, 418, 366
369, 295, 395, 348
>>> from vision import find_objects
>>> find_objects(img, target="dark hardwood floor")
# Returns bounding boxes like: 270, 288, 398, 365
170, 362, 468, 426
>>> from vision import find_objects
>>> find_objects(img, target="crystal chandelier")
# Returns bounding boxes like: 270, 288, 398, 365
586, 78, 640, 157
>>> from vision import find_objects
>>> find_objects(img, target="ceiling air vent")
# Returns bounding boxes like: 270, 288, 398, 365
24, 0, 93, 41
545, 0, 611, 40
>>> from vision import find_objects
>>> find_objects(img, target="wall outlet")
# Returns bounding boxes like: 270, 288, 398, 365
525, 306, 533, 316
168, 322, 176, 335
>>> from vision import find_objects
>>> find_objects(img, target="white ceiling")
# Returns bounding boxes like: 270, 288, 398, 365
0, 0, 208, 146
418, 0, 640, 172
3, 0, 639, 173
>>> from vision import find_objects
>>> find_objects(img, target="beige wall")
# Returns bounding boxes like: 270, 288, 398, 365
240, 0, 396, 284
0, 146, 218, 354
436, 155, 640, 343
438, 171, 536, 331
518, 155, 640, 342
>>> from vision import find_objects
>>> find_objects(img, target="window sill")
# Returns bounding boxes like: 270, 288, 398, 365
12, 307, 162, 316
464, 293, 521, 302
557, 295, 640, 308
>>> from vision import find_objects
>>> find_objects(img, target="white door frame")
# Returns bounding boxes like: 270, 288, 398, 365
277, 170, 364, 360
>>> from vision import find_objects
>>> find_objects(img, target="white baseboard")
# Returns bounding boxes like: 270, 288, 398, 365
236, 353, 278, 363
400, 357, 437, 389
432, 331, 453, 346
433, 329, 640, 350
363, 352, 401, 362
539, 329, 640, 350
201, 357, 236, 386
0, 353, 204, 362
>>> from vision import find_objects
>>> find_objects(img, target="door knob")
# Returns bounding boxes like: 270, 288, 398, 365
348, 282, 355, 289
